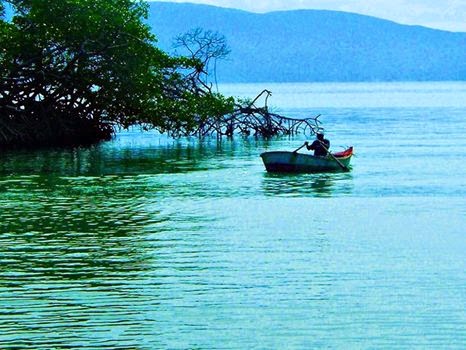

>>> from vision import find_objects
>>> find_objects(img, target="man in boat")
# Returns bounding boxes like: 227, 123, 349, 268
305, 132, 330, 157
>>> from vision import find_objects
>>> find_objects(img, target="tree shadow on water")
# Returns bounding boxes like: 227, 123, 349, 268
0, 136, 268, 176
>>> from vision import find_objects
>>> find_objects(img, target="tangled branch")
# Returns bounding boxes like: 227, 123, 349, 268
177, 89, 324, 138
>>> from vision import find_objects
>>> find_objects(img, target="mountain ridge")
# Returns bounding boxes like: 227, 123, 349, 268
150, 2, 466, 82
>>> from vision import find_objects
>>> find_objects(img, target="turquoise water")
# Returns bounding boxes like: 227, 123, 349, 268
1, 82, 465, 349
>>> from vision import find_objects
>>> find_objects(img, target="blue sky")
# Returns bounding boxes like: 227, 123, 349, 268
151, 0, 466, 32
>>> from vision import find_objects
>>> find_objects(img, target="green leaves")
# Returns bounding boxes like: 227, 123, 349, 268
0, 0, 235, 147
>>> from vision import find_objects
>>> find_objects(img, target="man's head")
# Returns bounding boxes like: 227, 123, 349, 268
316, 132, 324, 141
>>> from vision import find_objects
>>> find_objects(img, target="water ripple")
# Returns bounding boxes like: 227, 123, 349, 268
1, 92, 466, 348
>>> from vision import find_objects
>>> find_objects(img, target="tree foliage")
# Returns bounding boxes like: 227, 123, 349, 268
0, 0, 235, 147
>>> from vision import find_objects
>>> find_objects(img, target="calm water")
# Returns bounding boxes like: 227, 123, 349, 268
1, 82, 465, 349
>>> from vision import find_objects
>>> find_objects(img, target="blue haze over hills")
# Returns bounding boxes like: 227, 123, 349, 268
149, 2, 466, 82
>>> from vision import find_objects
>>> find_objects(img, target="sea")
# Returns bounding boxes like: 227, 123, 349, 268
0, 82, 465, 349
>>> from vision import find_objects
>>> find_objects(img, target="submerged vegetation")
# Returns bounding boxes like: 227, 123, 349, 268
0, 0, 318, 148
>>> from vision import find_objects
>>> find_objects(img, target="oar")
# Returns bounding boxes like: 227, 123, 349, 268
292, 142, 307, 153
318, 140, 350, 172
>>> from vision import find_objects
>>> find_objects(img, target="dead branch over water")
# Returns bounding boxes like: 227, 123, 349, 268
186, 89, 324, 139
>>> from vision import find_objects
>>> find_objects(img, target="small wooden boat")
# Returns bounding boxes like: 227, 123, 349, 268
260, 147, 353, 173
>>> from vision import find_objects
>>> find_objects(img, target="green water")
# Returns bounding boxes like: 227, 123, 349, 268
1, 82, 465, 349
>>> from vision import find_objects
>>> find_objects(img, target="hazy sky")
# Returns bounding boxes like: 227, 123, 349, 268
151, 0, 466, 32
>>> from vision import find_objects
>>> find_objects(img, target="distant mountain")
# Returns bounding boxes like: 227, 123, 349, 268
148, 2, 466, 83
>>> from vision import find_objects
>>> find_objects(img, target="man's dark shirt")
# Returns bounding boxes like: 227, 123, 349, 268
307, 139, 330, 157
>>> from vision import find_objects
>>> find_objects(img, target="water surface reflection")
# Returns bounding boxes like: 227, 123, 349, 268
0, 134, 270, 177
262, 172, 354, 197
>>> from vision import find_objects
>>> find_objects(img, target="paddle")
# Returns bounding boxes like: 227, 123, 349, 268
292, 142, 307, 153
317, 140, 350, 172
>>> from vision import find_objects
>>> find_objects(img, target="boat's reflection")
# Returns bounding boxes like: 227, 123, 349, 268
261, 171, 354, 197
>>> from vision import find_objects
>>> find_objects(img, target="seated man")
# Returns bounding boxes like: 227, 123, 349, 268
305, 132, 330, 157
